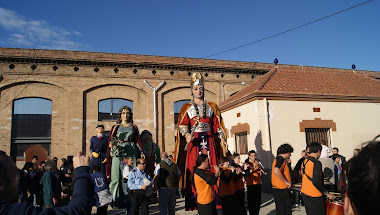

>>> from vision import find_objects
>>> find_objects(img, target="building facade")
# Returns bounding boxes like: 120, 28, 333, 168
0, 48, 270, 166
220, 68, 380, 169
1, 48, 379, 170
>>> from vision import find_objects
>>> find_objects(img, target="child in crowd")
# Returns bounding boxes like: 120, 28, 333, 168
218, 157, 236, 215
332, 154, 342, 191
91, 165, 112, 215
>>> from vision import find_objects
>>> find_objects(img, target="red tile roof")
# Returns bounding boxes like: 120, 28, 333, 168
219, 67, 380, 111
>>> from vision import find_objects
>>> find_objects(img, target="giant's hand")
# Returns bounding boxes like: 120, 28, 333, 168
185, 133, 194, 144
92, 152, 99, 158
73, 152, 90, 169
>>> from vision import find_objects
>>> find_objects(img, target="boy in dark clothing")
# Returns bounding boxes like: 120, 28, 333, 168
18, 163, 33, 203
91, 165, 112, 215
218, 157, 236, 215
0, 152, 93, 215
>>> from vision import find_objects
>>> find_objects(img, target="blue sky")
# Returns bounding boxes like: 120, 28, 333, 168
0, 0, 378, 71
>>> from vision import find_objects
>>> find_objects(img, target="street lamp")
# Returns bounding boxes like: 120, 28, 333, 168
223, 82, 246, 101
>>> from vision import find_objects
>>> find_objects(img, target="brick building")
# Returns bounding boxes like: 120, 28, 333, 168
0, 48, 270, 166
0, 47, 379, 168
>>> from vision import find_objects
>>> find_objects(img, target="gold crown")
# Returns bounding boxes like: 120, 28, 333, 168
190, 73, 204, 87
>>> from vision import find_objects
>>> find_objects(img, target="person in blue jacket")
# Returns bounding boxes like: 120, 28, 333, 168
0, 152, 93, 215
90, 124, 109, 174
127, 158, 153, 215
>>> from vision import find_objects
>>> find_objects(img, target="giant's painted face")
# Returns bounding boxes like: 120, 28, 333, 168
192, 85, 204, 99
96, 127, 105, 134
121, 108, 132, 123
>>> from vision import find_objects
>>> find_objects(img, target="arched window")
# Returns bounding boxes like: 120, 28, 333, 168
11, 98, 52, 158
98, 98, 133, 121
174, 100, 191, 126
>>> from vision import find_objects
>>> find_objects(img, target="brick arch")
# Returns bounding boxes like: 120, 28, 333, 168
83, 83, 146, 94
0, 82, 67, 158
299, 118, 337, 132
83, 85, 148, 155
0, 81, 65, 92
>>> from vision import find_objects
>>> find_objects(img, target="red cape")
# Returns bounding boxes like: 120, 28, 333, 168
173, 101, 227, 189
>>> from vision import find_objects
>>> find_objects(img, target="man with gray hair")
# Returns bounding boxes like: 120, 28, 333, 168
153, 152, 181, 215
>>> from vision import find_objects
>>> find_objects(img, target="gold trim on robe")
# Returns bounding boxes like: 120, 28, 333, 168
173, 102, 227, 189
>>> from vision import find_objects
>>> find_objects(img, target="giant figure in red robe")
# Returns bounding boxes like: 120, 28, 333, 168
174, 73, 228, 210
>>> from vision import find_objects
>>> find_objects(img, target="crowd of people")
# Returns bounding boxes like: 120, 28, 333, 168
0, 137, 379, 215
9, 155, 74, 208
0, 71, 378, 215
269, 140, 379, 215
0, 152, 93, 214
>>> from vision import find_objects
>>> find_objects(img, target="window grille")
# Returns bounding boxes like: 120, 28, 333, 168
305, 128, 331, 147
235, 131, 248, 154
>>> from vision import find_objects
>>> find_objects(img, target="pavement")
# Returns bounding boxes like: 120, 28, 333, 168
91, 192, 306, 215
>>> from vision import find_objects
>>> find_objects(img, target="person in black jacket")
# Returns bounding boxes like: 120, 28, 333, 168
0, 152, 93, 215
343, 137, 380, 215
329, 147, 346, 168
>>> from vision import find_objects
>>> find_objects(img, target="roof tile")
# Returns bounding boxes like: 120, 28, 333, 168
220, 68, 380, 110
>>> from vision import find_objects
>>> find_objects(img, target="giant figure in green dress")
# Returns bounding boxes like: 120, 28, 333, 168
106, 106, 144, 205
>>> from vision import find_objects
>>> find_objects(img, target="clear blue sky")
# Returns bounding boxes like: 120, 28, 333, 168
0, 0, 379, 71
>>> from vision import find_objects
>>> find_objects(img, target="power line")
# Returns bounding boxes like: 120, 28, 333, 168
0, 81, 30, 111
0, 49, 37, 111
0, 49, 36, 98
201, 0, 373, 59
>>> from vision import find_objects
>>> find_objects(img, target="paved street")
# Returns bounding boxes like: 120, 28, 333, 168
91, 192, 306, 215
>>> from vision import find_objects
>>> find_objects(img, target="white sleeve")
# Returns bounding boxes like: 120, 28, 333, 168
153, 164, 160, 176
123, 165, 130, 179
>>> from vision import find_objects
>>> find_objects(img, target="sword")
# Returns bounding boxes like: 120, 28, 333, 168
184, 119, 199, 151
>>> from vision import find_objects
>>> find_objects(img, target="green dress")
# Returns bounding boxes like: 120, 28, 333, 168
109, 125, 140, 200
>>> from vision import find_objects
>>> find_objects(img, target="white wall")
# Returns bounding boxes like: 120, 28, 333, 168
223, 100, 259, 162
222, 99, 380, 168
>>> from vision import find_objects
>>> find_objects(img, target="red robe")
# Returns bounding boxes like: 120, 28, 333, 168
174, 101, 227, 210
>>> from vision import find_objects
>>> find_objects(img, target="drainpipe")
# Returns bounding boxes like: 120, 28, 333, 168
263, 98, 272, 167
144, 80, 165, 144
